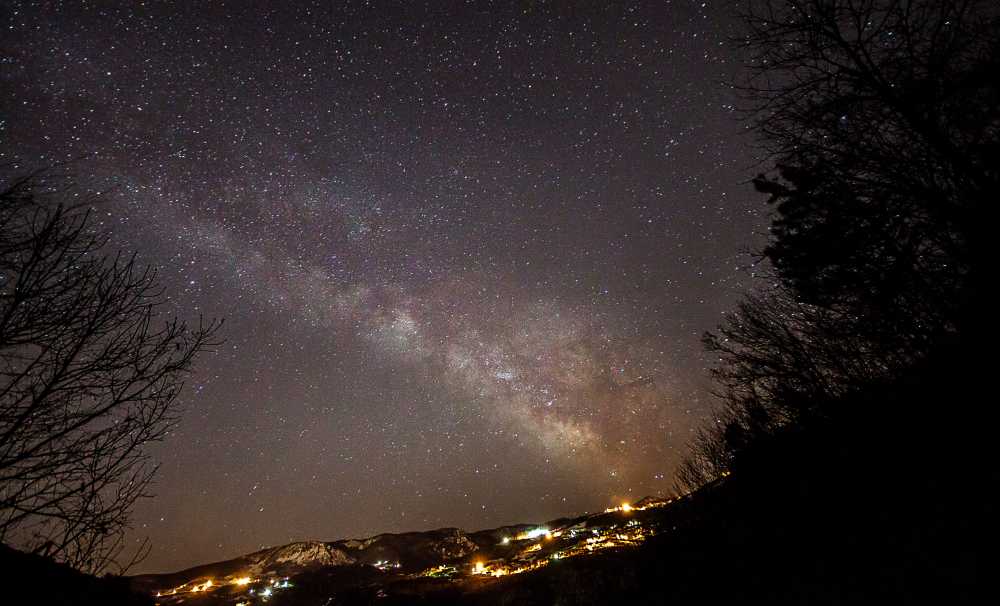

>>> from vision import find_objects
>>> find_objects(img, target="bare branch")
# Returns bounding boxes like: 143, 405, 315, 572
0, 173, 222, 574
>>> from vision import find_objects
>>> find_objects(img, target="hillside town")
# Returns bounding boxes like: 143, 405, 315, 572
147, 496, 675, 605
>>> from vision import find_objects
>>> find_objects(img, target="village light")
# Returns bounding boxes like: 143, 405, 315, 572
519, 527, 549, 540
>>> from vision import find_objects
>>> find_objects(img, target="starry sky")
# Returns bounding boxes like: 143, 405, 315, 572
1, 1, 762, 573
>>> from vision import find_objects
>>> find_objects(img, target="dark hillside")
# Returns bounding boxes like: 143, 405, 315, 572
493, 347, 987, 604
0, 543, 150, 606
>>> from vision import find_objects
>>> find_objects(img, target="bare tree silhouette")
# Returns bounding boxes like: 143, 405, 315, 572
678, 0, 999, 491
0, 172, 221, 574
742, 0, 998, 344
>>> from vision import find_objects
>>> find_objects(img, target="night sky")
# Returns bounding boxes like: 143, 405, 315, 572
1, 1, 762, 573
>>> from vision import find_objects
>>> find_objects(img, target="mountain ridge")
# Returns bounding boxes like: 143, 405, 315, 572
130, 496, 672, 601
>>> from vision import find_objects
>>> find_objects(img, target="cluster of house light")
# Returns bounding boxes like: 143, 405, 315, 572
154, 575, 291, 602
464, 501, 662, 579
604, 498, 671, 514
154, 499, 677, 601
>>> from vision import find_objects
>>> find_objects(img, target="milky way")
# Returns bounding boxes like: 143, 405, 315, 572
1, 1, 763, 572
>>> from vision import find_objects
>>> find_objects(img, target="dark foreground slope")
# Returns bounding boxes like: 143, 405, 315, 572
0, 543, 151, 606
510, 356, 984, 605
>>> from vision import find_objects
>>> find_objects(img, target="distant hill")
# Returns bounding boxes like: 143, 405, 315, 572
130, 498, 676, 604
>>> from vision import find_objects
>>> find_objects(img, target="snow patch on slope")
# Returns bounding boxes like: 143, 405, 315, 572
250, 542, 353, 573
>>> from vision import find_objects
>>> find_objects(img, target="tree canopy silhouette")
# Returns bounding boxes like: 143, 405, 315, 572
0, 173, 220, 574
679, 0, 999, 490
